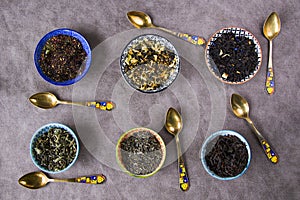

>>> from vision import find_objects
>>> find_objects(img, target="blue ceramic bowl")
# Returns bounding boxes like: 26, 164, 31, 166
30, 123, 79, 174
34, 28, 92, 86
200, 130, 251, 180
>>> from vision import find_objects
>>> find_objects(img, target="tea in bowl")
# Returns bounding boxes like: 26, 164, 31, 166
120, 34, 180, 93
34, 28, 91, 86
205, 27, 262, 84
116, 127, 166, 178
30, 123, 79, 174
200, 130, 251, 180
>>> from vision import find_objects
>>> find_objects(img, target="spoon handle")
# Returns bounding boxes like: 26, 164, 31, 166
259, 139, 278, 164
53, 174, 106, 184
85, 101, 115, 111
246, 118, 278, 163
155, 26, 206, 46
175, 135, 189, 191
74, 174, 106, 184
266, 40, 275, 95
60, 101, 114, 111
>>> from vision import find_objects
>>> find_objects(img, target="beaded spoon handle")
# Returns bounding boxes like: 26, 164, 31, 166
246, 118, 279, 163
176, 136, 190, 191
231, 93, 279, 164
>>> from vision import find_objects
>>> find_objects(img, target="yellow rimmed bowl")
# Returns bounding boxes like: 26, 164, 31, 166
116, 127, 166, 178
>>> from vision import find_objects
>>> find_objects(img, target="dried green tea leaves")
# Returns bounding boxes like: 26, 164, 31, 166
39, 35, 87, 82
120, 131, 163, 175
32, 128, 77, 172
205, 135, 248, 177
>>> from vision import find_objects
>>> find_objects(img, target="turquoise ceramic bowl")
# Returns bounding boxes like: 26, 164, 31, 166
30, 123, 79, 174
200, 130, 251, 180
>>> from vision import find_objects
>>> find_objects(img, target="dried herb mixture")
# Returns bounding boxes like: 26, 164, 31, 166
121, 36, 179, 92
32, 127, 77, 172
120, 130, 163, 175
39, 34, 87, 82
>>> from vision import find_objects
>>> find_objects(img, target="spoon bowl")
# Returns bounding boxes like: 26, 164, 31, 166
165, 108, 183, 135
29, 92, 58, 109
263, 12, 281, 41
19, 172, 49, 189
127, 11, 153, 29
230, 93, 250, 119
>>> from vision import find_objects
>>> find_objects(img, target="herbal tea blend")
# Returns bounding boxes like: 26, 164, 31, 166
120, 130, 163, 175
121, 35, 179, 92
205, 135, 248, 177
39, 34, 87, 82
208, 32, 259, 82
32, 127, 77, 172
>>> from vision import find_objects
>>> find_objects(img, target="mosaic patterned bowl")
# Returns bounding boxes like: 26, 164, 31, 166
116, 127, 166, 178
30, 123, 79, 174
120, 34, 180, 93
200, 130, 251, 180
205, 27, 262, 84
34, 28, 92, 86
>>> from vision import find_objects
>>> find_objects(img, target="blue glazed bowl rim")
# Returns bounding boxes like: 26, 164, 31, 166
34, 28, 92, 86
200, 130, 251, 180
30, 122, 80, 174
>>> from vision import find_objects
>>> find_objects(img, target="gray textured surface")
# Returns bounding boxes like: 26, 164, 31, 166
1, 0, 300, 199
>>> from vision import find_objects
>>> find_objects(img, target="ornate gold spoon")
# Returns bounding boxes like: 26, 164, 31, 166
29, 92, 114, 111
165, 108, 189, 191
230, 93, 278, 163
18, 171, 106, 189
263, 12, 281, 95
127, 11, 205, 46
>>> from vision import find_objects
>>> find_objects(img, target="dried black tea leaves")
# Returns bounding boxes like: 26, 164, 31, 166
205, 135, 248, 177
39, 34, 87, 82
32, 128, 77, 172
208, 32, 259, 82
120, 131, 163, 175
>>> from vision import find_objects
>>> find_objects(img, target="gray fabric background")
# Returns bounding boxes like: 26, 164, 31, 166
1, 0, 299, 199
